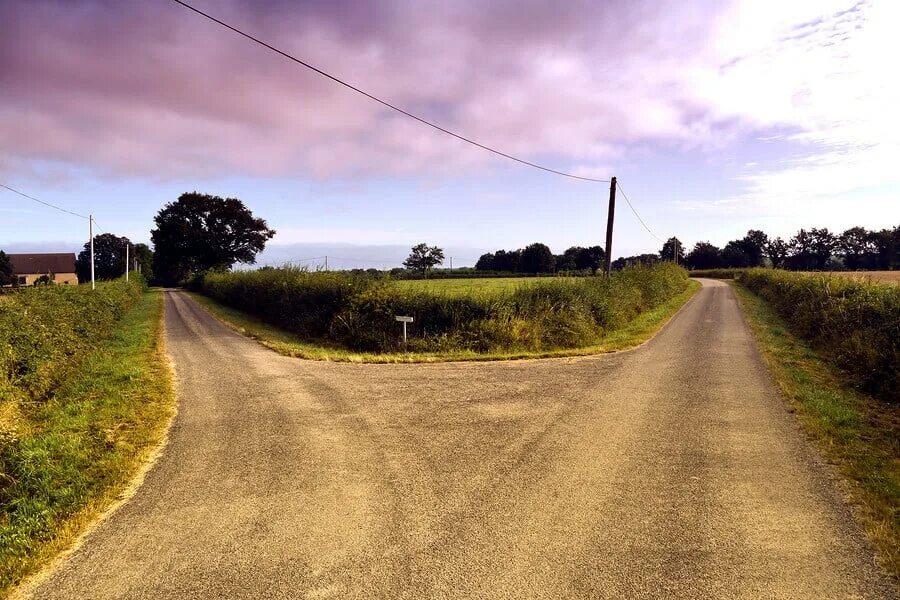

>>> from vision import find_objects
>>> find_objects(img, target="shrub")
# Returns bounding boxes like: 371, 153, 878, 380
0, 278, 144, 408
192, 263, 689, 353
688, 268, 747, 279
738, 269, 899, 402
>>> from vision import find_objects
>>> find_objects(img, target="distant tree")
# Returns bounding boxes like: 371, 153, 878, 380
766, 237, 789, 269
133, 243, 154, 280
612, 253, 659, 270
870, 226, 900, 270
721, 240, 752, 268
76, 233, 130, 282
659, 237, 685, 264
685, 242, 722, 270
0, 251, 14, 286
555, 250, 577, 272
475, 252, 496, 271
738, 229, 769, 266
809, 228, 838, 270
34, 274, 52, 286
838, 227, 876, 270
575, 245, 604, 272
519, 243, 555, 273
493, 249, 521, 272
786, 229, 816, 270
151, 192, 276, 285
403, 243, 445, 277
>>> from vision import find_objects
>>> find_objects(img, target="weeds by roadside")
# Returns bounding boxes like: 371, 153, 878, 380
0, 288, 174, 595
734, 284, 899, 578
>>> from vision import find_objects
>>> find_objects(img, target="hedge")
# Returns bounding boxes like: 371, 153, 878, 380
738, 269, 899, 402
192, 263, 689, 353
0, 278, 144, 409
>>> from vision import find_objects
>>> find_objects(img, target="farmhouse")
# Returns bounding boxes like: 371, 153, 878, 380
8, 253, 78, 286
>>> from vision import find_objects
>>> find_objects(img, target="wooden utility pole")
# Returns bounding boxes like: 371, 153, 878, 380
89, 215, 95, 290
604, 177, 616, 276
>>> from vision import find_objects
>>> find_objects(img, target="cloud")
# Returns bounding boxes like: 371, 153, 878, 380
1, 0, 896, 203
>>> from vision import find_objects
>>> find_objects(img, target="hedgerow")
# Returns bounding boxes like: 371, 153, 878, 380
192, 263, 689, 353
0, 279, 143, 405
688, 268, 747, 279
738, 269, 899, 402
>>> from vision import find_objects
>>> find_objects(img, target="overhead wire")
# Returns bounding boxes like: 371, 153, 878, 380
169, 0, 610, 184
614, 180, 665, 243
0, 183, 89, 220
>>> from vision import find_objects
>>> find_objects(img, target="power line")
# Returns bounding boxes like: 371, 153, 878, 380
169, 0, 610, 184
615, 181, 665, 243
0, 183, 89, 220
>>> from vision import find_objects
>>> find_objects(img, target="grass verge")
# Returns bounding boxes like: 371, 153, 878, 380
1, 290, 175, 596
186, 279, 701, 363
733, 283, 899, 578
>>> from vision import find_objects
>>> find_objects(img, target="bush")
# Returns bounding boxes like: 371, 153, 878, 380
192, 263, 689, 353
738, 269, 899, 402
688, 268, 747, 279
0, 278, 144, 408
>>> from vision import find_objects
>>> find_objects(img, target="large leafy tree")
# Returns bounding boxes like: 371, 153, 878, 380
0, 250, 14, 286
519, 243, 555, 273
151, 192, 275, 285
403, 243, 445, 277
76, 233, 130, 282
839, 227, 876, 270
659, 237, 685, 264
766, 237, 789, 269
685, 242, 722, 270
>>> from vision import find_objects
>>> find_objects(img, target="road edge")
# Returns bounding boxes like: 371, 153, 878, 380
8, 291, 180, 600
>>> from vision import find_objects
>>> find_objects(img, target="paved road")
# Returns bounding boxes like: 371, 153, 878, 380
29, 281, 895, 599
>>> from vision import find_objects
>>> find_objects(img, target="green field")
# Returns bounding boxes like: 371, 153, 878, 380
393, 276, 577, 295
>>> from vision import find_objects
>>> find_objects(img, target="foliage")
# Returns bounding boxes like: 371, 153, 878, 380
193, 263, 689, 354
0, 278, 144, 408
75, 233, 131, 282
738, 269, 899, 402
476, 244, 602, 274
734, 284, 899, 576
519, 243, 555, 274
0, 252, 13, 287
151, 192, 276, 285
611, 253, 659, 270
133, 242, 154, 281
659, 237, 685, 263
0, 288, 171, 592
403, 243, 445, 277
684, 225, 899, 271
687, 268, 746, 279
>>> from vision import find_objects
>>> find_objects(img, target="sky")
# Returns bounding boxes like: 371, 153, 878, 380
1, 0, 898, 268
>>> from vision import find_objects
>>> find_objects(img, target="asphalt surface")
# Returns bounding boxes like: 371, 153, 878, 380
28, 280, 895, 599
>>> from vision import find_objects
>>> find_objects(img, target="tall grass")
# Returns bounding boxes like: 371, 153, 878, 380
192, 263, 689, 353
739, 269, 899, 402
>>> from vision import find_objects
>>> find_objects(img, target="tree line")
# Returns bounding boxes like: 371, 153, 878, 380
475, 243, 605, 274
682, 226, 900, 271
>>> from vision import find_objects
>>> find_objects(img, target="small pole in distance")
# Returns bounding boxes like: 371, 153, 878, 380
604, 177, 617, 277
125, 240, 129, 282
90, 215, 95, 290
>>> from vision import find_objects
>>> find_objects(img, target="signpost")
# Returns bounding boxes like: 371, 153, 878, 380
395, 315, 414, 347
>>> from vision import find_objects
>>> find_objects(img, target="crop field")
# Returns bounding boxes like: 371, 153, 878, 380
393, 276, 577, 296
191, 263, 690, 354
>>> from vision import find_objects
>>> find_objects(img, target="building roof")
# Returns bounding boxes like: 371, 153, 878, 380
9, 253, 77, 275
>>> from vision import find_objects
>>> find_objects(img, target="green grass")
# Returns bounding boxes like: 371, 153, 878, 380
733, 283, 899, 578
187, 279, 700, 363
0, 290, 175, 596
393, 277, 575, 296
